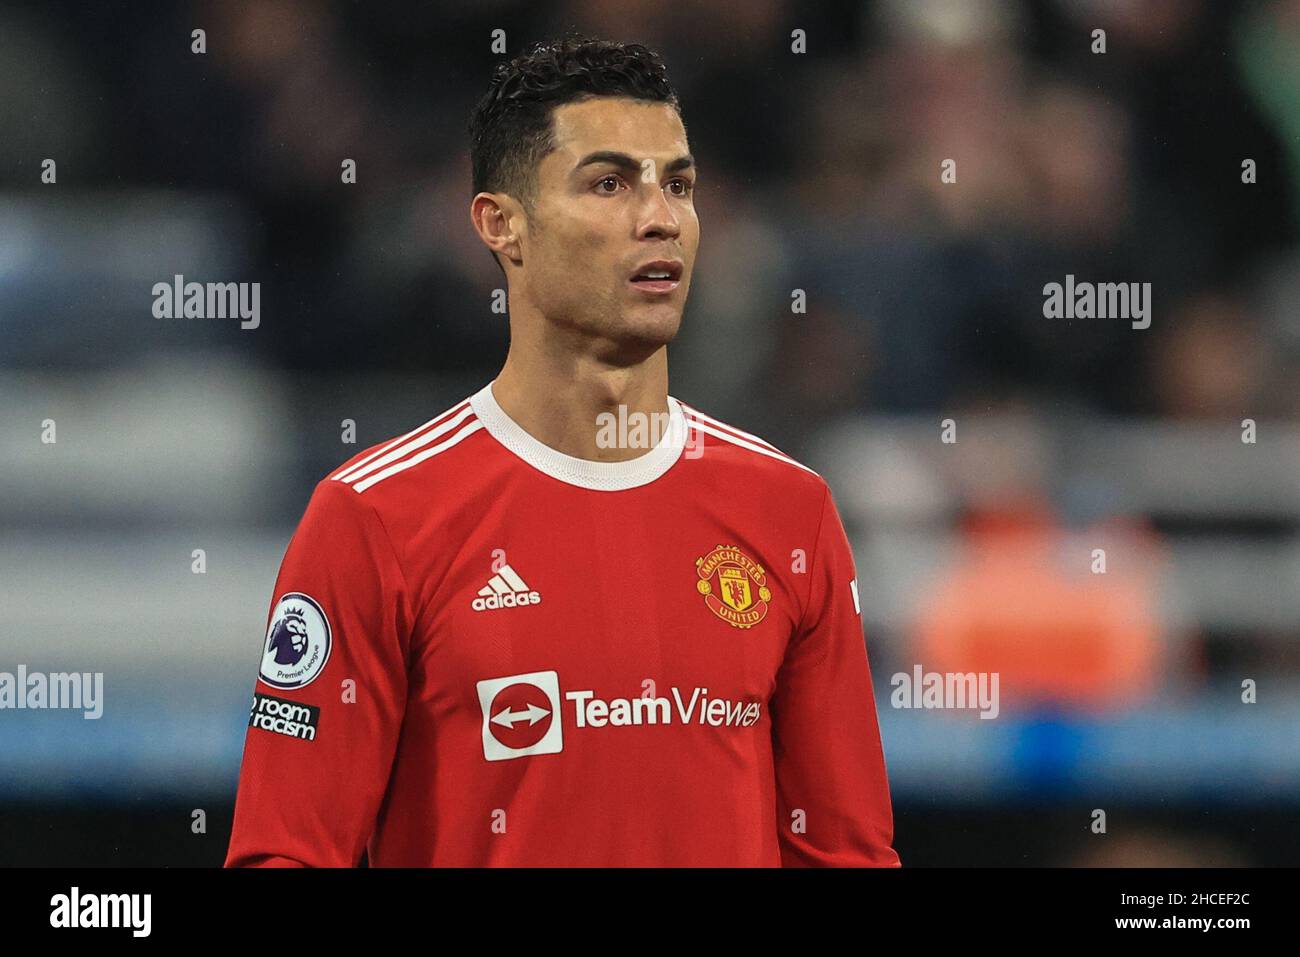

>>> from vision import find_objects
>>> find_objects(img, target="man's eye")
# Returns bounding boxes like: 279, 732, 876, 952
596, 175, 623, 193
668, 178, 694, 196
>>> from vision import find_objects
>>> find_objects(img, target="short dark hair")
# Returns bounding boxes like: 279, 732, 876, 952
469, 33, 683, 219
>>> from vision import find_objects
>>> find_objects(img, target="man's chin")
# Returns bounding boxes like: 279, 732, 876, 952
622, 307, 682, 345
588, 309, 682, 363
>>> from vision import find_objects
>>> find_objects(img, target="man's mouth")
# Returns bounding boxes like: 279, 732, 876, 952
629, 259, 683, 294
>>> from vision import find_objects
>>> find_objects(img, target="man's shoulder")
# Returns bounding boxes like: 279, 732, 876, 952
316, 390, 489, 504
676, 397, 830, 503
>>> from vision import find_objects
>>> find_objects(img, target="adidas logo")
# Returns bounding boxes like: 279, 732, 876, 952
472, 564, 542, 612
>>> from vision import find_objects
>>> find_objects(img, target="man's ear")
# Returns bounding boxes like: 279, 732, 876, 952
470, 192, 524, 267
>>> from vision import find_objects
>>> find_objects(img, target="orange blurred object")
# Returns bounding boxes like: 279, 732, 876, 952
911, 502, 1165, 714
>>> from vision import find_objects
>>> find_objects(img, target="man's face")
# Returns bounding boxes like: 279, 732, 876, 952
516, 97, 698, 356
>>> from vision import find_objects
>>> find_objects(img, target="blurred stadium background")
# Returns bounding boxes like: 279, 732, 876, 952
2, 0, 1298, 866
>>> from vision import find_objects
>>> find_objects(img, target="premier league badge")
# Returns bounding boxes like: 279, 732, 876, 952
259, 592, 332, 689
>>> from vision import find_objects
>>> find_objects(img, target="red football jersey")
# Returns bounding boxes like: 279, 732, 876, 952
225, 381, 900, 867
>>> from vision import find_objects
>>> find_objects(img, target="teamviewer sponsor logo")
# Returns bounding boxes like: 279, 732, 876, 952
567, 687, 762, 728
471, 563, 542, 611
476, 670, 763, 762
477, 670, 563, 761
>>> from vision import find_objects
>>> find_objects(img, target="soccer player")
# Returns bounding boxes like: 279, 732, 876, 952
225, 34, 900, 867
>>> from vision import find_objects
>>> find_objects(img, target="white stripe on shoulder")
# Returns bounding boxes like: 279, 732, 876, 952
686, 417, 820, 477
351, 419, 484, 493
330, 398, 473, 483
335, 403, 476, 486
678, 404, 785, 455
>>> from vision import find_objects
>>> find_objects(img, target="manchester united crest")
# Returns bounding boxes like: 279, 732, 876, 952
695, 545, 771, 629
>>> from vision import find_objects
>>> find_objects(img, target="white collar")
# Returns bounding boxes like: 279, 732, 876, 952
469, 380, 688, 491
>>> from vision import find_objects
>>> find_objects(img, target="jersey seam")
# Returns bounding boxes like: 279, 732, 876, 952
793, 481, 831, 639
331, 480, 418, 669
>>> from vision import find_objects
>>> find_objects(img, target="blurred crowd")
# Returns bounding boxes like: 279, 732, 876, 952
3, 0, 1298, 736
2, 0, 1299, 864
2, 0, 1298, 428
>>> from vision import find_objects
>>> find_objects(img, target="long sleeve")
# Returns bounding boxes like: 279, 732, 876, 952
770, 484, 901, 867
225, 479, 413, 867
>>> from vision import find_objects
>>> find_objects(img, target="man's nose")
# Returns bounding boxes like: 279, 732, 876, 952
636, 186, 680, 241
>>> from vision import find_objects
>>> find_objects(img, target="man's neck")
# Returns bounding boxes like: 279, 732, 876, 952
489, 348, 671, 463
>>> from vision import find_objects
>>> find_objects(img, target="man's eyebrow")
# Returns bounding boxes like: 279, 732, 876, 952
574, 151, 696, 175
